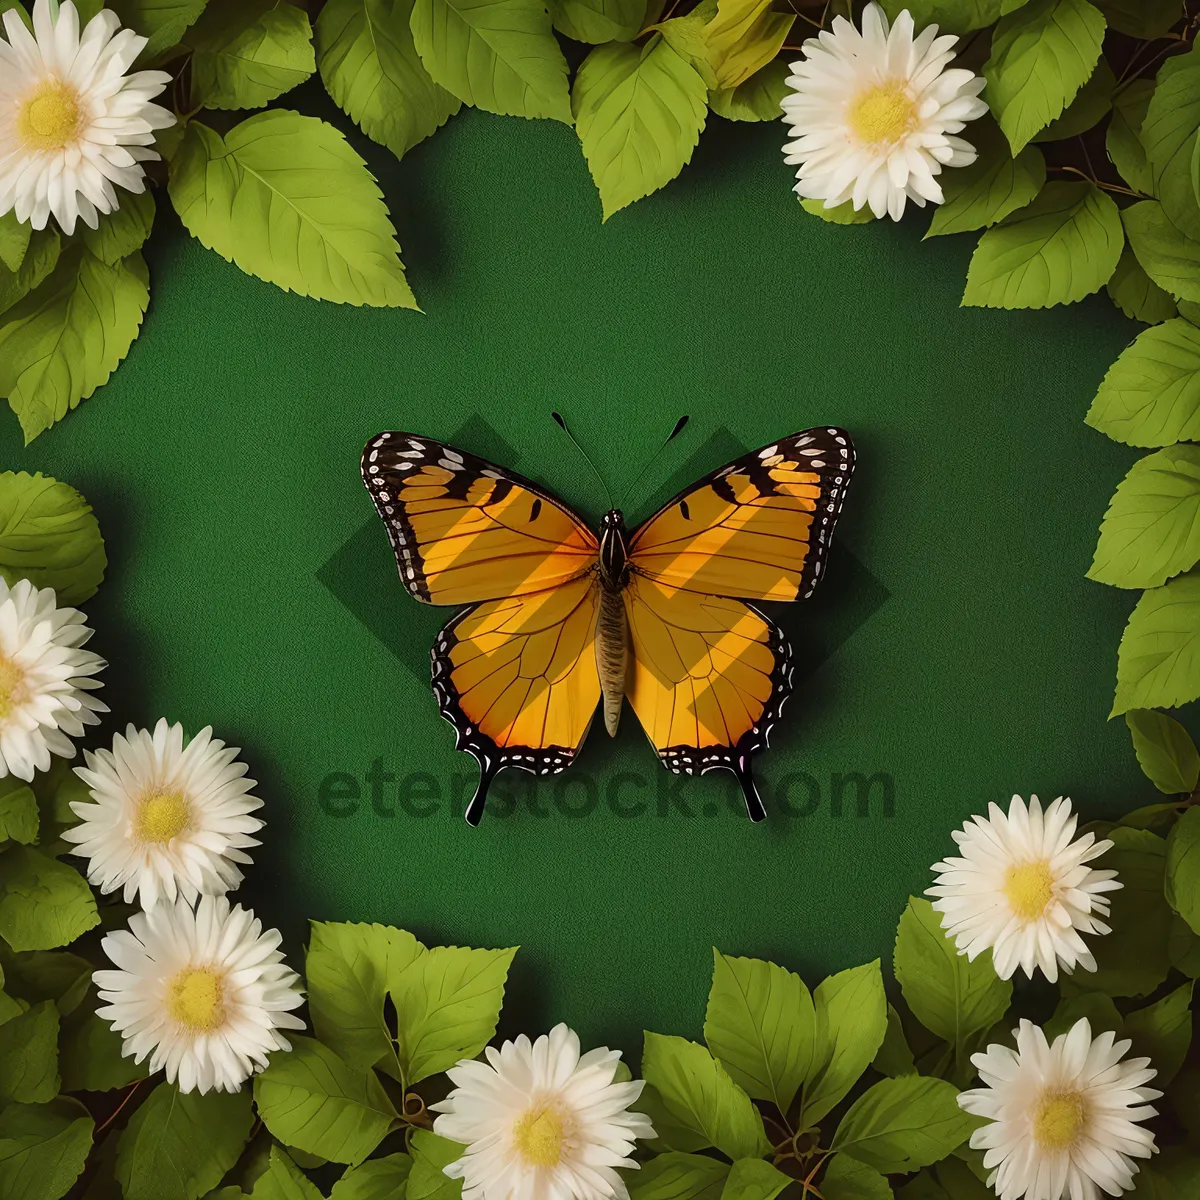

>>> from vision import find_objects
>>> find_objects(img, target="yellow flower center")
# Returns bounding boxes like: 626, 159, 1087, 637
1004, 860, 1055, 922
0, 652, 29, 722
1032, 1089, 1087, 1151
513, 1103, 565, 1168
17, 79, 85, 153
850, 81, 918, 147
167, 967, 226, 1033
135, 788, 191, 844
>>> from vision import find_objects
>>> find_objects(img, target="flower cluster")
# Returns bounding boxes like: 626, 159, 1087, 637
0, 572, 303, 1094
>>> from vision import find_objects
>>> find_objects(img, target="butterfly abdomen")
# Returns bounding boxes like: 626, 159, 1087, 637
596, 585, 629, 737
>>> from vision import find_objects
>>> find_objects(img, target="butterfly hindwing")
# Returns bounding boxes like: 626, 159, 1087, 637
362, 432, 598, 605
624, 575, 792, 821
432, 574, 603, 824
628, 427, 855, 602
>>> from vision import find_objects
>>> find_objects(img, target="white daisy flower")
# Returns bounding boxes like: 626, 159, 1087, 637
927, 795, 1121, 983
63, 718, 264, 911
959, 1018, 1160, 1200
0, 576, 105, 781
782, 2, 988, 220
432, 1023, 655, 1200
94, 894, 305, 1094
0, 0, 175, 234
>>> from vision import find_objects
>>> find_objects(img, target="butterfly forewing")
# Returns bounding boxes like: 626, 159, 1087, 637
362, 432, 598, 605
628, 428, 855, 601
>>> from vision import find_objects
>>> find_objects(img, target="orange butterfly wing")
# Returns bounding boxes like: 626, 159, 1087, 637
628, 427, 854, 601
362, 432, 597, 605
362, 433, 603, 824
624, 429, 855, 819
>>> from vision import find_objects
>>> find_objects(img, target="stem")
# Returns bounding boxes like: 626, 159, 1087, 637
95, 1080, 144, 1136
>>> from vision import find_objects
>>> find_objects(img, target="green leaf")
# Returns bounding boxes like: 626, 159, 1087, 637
641, 1032, 770, 1161
573, 39, 708, 222
0, 785, 37, 847
872, 1005, 916, 1078
0, 949, 90, 1017
59, 1009, 147, 1091
1045, 992, 1122, 1044
962, 182, 1123, 308
1095, 0, 1182, 37
654, 0, 718, 88
390, 943, 515, 1085
627, 1151, 730, 1199
253, 1036, 397, 1166
1073, 827, 1172, 996
719, 1158, 792, 1200
636, 1082, 711, 1154
0, 1002, 57, 1104
703, 0, 792, 90
317, 0, 459, 164
1106, 79, 1154, 196
1142, 47, 1200, 242
409, 0, 572, 120
81, 192, 155, 265
924, 124, 1045, 239
106, 0, 207, 61
1126, 709, 1200, 794
1031, 57, 1113, 142
188, 0, 316, 110
1125, 981, 1193, 1086
0, 247, 148, 443
0, 1098, 93, 1200
821, 1155, 894, 1200
1167, 806, 1200, 934
1169, 912, 1200, 976
306, 921, 423, 1076
548, 0, 647, 43
329, 1152, 413, 1200
801, 198, 877, 225
1125, 200, 1200, 303
1088, 317, 1200, 447
168, 112, 416, 309
703, 950, 816, 1118
708, 59, 788, 122
116, 1083, 252, 1200
0, 231, 60, 321
407, 1131, 464, 1200
0, 847, 98, 952
1091, 445, 1200, 589
801, 961, 888, 1128
831, 1075, 977, 1175
878, 0, 1003, 34
0, 472, 106, 606
983, 0, 1106, 154
247, 1146, 322, 1200
894, 897, 1012, 1047
1113, 568, 1200, 715
0, 213, 30, 275
1107, 250, 1177, 324
26, 763, 86, 859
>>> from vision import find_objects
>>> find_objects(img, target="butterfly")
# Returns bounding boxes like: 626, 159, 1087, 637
361, 425, 855, 826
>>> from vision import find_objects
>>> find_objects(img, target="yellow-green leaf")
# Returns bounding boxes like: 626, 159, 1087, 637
573, 38, 708, 221
168, 112, 417, 308
704, 0, 793, 90
1113, 568, 1200, 716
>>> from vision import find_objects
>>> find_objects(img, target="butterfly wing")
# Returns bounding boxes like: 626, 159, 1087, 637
433, 573, 602, 824
628, 428, 855, 601
362, 432, 598, 605
623, 575, 790, 821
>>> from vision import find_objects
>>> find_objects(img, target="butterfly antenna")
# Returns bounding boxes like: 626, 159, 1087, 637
551, 412, 614, 509
618, 415, 690, 510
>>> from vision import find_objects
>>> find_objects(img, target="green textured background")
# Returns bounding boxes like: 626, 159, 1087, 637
0, 106, 1154, 1056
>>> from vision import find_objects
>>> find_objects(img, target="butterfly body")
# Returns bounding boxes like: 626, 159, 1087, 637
362, 427, 856, 827
596, 509, 631, 737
